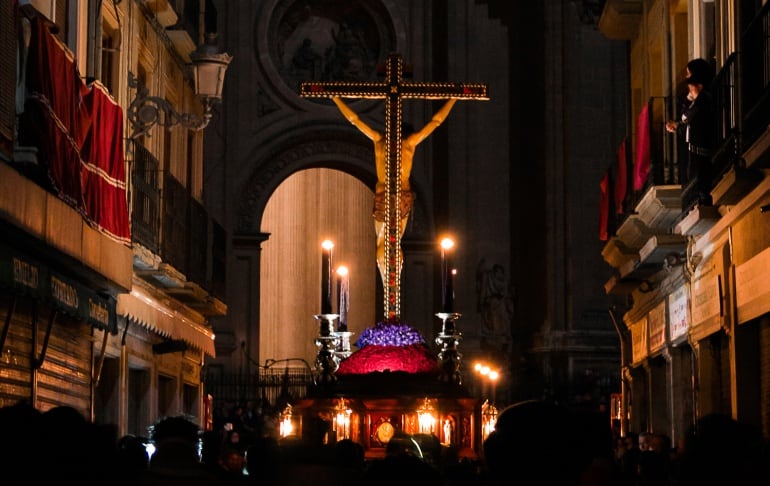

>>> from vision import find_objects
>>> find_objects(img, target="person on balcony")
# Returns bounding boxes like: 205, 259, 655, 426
665, 58, 716, 208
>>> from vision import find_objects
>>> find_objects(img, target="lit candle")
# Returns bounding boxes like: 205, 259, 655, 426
440, 238, 455, 313
337, 265, 349, 331
321, 240, 334, 314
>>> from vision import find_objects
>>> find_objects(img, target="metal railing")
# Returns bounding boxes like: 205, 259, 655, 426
711, 53, 740, 181
130, 141, 226, 298
740, 1, 770, 152
131, 144, 161, 253
204, 365, 315, 412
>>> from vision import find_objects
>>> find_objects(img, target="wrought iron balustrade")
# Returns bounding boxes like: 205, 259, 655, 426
131, 143, 161, 253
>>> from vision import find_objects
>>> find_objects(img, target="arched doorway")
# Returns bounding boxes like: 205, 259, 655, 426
259, 168, 377, 366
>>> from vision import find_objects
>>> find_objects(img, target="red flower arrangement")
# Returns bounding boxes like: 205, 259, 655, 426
337, 321, 439, 375
336, 343, 439, 374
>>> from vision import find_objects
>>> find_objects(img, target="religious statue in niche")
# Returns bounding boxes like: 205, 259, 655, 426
276, 1, 385, 86
476, 259, 514, 350
461, 416, 471, 448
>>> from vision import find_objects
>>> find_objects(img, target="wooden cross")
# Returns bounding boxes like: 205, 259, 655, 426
301, 53, 488, 321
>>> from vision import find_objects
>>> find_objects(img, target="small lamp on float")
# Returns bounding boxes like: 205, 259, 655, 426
416, 397, 437, 436
333, 397, 352, 441
481, 399, 498, 441
279, 403, 295, 438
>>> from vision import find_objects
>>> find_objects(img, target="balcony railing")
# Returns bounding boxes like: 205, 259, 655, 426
132, 144, 161, 253
611, 97, 675, 230
161, 173, 189, 275
131, 141, 226, 301
711, 53, 740, 181
741, 1, 770, 154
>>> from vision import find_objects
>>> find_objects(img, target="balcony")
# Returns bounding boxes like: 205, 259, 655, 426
602, 1, 770, 296
741, 2, 770, 164
598, 0, 642, 40
603, 98, 688, 294
131, 143, 226, 316
5, 11, 132, 294
159, 0, 218, 63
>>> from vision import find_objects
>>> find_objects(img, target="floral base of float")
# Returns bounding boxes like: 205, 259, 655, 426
294, 318, 479, 460
336, 320, 439, 375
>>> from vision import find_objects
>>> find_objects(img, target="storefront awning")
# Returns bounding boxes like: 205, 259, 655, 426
117, 289, 216, 357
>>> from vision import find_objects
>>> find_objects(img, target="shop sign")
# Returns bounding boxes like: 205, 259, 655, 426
631, 317, 648, 364
648, 301, 666, 352
691, 263, 721, 327
735, 246, 770, 324
668, 285, 689, 342
2, 244, 116, 333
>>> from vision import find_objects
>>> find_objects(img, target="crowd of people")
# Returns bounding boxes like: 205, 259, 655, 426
1, 398, 769, 485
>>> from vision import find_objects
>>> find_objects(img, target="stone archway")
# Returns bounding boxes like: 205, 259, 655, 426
228, 133, 437, 373
259, 167, 377, 366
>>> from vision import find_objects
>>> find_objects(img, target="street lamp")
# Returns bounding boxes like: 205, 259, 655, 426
474, 360, 501, 403
127, 34, 232, 139
488, 369, 500, 403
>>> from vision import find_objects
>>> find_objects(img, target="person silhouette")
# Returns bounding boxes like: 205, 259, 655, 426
483, 400, 616, 486
665, 58, 715, 209
332, 96, 457, 284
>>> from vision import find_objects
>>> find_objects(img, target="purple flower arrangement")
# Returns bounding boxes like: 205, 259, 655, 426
354, 320, 426, 348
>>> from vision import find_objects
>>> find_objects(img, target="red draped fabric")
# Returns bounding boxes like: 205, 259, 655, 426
633, 102, 651, 191
81, 84, 130, 242
599, 171, 610, 241
614, 138, 627, 214
25, 15, 130, 244
26, 14, 88, 207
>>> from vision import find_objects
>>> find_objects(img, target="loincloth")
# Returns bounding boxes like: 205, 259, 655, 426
373, 190, 414, 222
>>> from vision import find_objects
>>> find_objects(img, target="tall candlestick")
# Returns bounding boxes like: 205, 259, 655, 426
337, 265, 349, 331
441, 250, 447, 311
445, 268, 455, 313
321, 240, 334, 314
440, 238, 455, 313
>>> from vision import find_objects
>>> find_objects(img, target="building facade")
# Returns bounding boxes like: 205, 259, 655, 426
1, 0, 226, 437
599, 0, 770, 441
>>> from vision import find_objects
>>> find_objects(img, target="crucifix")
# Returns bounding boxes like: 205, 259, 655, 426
301, 53, 488, 321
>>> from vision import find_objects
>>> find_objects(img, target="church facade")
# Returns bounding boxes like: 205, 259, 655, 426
205, 0, 626, 414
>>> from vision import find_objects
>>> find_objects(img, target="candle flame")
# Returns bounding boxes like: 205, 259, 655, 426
321, 239, 334, 250
337, 265, 349, 276
440, 237, 454, 250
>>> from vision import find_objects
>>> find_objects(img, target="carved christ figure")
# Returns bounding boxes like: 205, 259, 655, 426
332, 96, 458, 284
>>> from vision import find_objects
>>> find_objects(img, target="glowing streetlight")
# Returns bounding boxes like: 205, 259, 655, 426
474, 360, 501, 404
